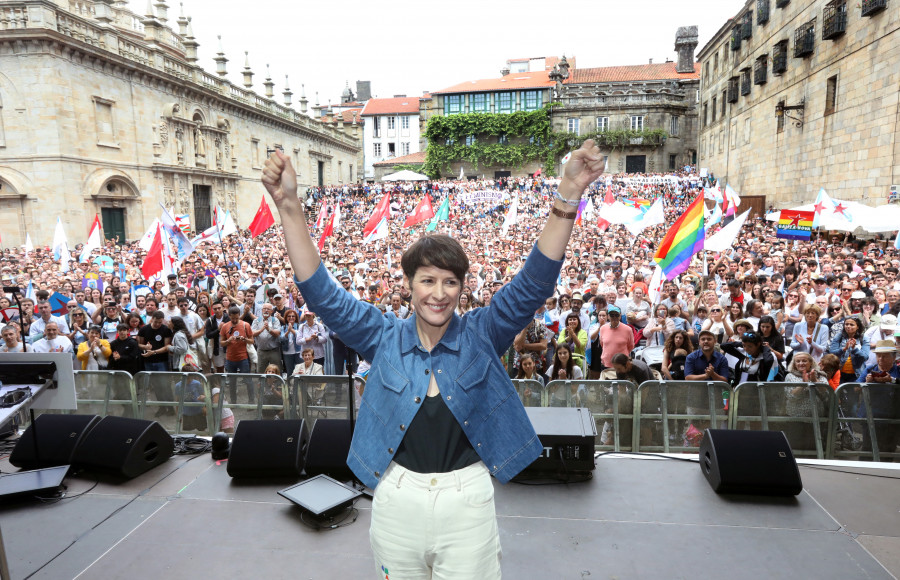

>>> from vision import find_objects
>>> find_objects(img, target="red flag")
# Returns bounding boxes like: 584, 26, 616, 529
140, 224, 164, 279
597, 185, 615, 232
403, 194, 435, 228
533, 168, 542, 177
363, 193, 391, 241
318, 211, 335, 251
248, 195, 275, 238
722, 193, 730, 218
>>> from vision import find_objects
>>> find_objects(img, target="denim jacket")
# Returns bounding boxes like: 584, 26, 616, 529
827, 333, 870, 376
295, 244, 562, 489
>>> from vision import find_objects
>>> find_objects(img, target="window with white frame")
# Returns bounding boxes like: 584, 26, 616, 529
387, 116, 396, 130
372, 116, 381, 137
670, 116, 679, 136
373, 143, 382, 157
465, 135, 476, 146
568, 118, 580, 135
631, 116, 644, 131
596, 116, 609, 131
401, 142, 411, 155
401, 116, 410, 130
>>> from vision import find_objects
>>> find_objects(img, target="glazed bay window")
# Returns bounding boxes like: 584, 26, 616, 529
740, 68, 751, 96
822, 1, 847, 40
754, 55, 768, 85
445, 95, 463, 115
523, 90, 541, 111
758, 0, 770, 24
773, 40, 788, 74
471, 93, 488, 113
794, 19, 815, 58
497, 92, 513, 113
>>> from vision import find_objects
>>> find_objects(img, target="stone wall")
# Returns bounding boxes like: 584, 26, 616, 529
0, 0, 360, 247
698, 0, 900, 207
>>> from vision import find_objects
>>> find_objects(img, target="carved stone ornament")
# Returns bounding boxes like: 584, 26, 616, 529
159, 121, 169, 147
175, 128, 185, 165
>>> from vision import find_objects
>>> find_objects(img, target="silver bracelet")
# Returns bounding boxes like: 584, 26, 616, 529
552, 189, 581, 207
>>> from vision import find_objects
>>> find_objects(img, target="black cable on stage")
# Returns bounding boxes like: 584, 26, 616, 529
172, 435, 212, 455
298, 505, 360, 531
799, 464, 900, 479
595, 451, 700, 463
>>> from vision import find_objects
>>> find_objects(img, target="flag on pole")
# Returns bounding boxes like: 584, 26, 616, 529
708, 202, 723, 227
647, 266, 666, 305
625, 197, 665, 236
52, 217, 71, 273
583, 197, 595, 221
776, 209, 814, 240
403, 195, 435, 228
501, 194, 519, 237
574, 198, 588, 226
363, 194, 392, 242
315, 203, 330, 229
248, 195, 276, 238
190, 211, 238, 246
332, 203, 342, 233
894, 229, 900, 251
23, 233, 34, 257
140, 223, 165, 280
159, 204, 195, 268
653, 195, 705, 280
138, 218, 162, 251
79, 214, 103, 263
25, 281, 35, 303
706, 209, 751, 252
318, 211, 336, 251
597, 186, 615, 232
458, 166, 465, 181
214, 207, 238, 237
811, 188, 832, 228
723, 184, 741, 217
426, 197, 450, 233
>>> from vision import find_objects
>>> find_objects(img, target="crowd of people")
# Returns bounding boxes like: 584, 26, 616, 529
2, 168, 898, 454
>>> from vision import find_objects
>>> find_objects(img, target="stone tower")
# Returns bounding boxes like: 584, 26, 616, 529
675, 26, 699, 73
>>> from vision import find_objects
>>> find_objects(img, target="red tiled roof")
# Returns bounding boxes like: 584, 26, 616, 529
361, 97, 421, 116
337, 101, 365, 108
564, 62, 700, 84
321, 108, 364, 124
431, 71, 554, 95
373, 151, 426, 166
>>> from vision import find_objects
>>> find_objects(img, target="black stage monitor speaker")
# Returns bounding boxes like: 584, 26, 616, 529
699, 429, 802, 496
71, 416, 174, 479
10, 414, 101, 470
227, 419, 309, 478
304, 419, 354, 482
520, 407, 597, 475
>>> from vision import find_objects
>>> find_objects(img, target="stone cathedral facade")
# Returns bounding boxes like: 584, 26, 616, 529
0, 0, 360, 247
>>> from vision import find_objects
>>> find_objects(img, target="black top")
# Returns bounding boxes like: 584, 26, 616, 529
393, 393, 481, 474
108, 337, 142, 376
137, 324, 172, 364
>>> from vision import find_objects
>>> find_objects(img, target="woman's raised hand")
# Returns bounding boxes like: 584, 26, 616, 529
262, 151, 298, 208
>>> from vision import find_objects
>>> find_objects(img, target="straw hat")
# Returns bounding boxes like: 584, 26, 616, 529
872, 340, 898, 354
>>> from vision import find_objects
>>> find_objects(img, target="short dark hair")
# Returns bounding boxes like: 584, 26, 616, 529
401, 234, 469, 285
151, 310, 165, 320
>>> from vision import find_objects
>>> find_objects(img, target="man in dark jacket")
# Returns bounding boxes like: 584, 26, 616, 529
108, 323, 141, 416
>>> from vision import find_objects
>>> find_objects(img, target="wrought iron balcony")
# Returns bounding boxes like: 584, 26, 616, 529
861, 0, 887, 16
727, 79, 739, 103
823, 2, 847, 40
773, 42, 788, 73
741, 17, 753, 40
731, 27, 742, 51
754, 58, 768, 84
794, 22, 815, 57
758, 0, 770, 24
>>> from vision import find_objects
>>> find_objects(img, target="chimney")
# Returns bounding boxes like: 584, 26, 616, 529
675, 25, 699, 74
500, 65, 510, 77
356, 80, 372, 102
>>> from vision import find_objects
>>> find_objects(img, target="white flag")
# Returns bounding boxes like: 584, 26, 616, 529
647, 266, 666, 305
332, 204, 342, 232
458, 166, 465, 181
139, 218, 162, 251
624, 198, 665, 236
52, 217, 69, 260
23, 233, 34, 256
705, 209, 751, 253
79, 215, 103, 263
501, 194, 518, 237
583, 197, 595, 221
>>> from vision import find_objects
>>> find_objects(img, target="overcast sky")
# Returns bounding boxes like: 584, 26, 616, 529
134, 0, 743, 105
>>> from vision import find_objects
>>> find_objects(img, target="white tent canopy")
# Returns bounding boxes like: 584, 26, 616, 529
766, 201, 900, 233
381, 169, 429, 181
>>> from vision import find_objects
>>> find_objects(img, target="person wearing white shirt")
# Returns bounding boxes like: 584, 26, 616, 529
31, 322, 74, 353
177, 298, 205, 340
29, 302, 70, 342
1, 325, 24, 353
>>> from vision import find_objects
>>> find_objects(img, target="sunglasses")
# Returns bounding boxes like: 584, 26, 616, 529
711, 308, 722, 312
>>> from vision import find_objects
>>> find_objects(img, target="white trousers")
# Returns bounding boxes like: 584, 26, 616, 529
370, 461, 501, 580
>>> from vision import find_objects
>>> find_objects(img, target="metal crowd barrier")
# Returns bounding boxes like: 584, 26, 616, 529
633, 381, 731, 453
288, 375, 356, 428
833, 383, 900, 462
60, 371, 900, 462
730, 382, 834, 459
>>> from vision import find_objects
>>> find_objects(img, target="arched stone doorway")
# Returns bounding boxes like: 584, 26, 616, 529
84, 170, 142, 244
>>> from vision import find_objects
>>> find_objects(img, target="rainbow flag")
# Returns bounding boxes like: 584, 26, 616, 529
653, 195, 704, 279
776, 209, 814, 240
